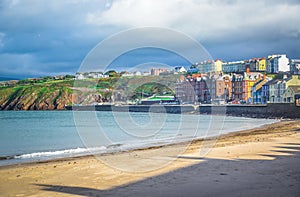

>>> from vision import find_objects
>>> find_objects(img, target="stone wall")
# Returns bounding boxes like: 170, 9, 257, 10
68, 103, 300, 119
198, 104, 300, 119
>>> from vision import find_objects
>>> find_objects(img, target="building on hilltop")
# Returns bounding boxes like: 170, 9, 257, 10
258, 58, 267, 71
75, 73, 85, 80
187, 67, 200, 74
289, 59, 300, 75
120, 71, 134, 77
174, 66, 187, 74
151, 68, 170, 76
245, 58, 267, 72
143, 71, 151, 76
133, 71, 142, 76
267, 54, 289, 73
215, 59, 224, 72
75, 72, 109, 80
222, 61, 246, 73
189, 59, 224, 74
194, 60, 215, 73
245, 59, 259, 72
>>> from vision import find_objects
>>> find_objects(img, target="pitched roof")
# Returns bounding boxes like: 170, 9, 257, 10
263, 79, 279, 86
253, 79, 264, 86
288, 86, 300, 94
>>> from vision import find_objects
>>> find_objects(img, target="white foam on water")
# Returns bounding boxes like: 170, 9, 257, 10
14, 146, 107, 159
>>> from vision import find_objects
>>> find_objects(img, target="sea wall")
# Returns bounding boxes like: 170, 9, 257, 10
67, 103, 300, 119
69, 105, 196, 114
198, 104, 300, 119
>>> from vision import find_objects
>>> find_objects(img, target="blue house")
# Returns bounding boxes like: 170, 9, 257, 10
222, 61, 246, 73
187, 68, 199, 74
251, 79, 268, 104
261, 80, 275, 104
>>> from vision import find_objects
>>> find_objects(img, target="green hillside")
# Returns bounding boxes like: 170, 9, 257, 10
0, 75, 178, 110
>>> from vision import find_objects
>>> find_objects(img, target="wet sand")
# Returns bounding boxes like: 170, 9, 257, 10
0, 120, 299, 196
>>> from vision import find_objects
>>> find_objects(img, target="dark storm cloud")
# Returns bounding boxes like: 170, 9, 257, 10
0, 0, 299, 78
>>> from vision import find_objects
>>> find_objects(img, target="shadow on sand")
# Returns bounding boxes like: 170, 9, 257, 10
36, 143, 300, 197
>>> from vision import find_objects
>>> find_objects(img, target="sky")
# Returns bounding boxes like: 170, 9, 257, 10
0, 0, 299, 78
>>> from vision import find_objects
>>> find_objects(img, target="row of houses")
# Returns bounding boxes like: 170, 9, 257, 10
121, 71, 151, 77
75, 67, 186, 79
259, 75, 300, 104
191, 54, 300, 74
75, 72, 109, 80
175, 72, 300, 105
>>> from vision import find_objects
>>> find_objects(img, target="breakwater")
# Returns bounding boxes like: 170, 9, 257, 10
66, 103, 300, 119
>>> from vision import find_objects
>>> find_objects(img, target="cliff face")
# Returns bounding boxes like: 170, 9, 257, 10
0, 83, 111, 110
0, 85, 73, 110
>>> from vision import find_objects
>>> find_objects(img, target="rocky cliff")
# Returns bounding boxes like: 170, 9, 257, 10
0, 85, 73, 110
0, 79, 114, 110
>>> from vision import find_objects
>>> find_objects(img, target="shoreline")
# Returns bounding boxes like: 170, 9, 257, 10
0, 117, 280, 168
0, 120, 299, 196
0, 119, 297, 169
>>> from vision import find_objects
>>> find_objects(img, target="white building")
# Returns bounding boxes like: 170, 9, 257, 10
134, 71, 142, 76
267, 54, 289, 73
75, 72, 109, 80
143, 71, 151, 76
174, 66, 187, 74
75, 73, 84, 80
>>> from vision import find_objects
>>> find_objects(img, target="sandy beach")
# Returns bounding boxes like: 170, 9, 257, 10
0, 120, 300, 196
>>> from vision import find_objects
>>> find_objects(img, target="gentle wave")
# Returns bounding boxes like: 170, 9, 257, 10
10, 136, 195, 161
14, 147, 107, 159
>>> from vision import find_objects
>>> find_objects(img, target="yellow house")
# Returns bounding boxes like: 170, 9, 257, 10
215, 59, 223, 72
243, 72, 264, 101
244, 80, 256, 100
286, 75, 300, 87
258, 58, 267, 71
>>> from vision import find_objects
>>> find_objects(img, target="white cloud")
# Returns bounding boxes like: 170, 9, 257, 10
88, 0, 300, 41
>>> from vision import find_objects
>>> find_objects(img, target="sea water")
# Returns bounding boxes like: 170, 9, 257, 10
0, 110, 277, 166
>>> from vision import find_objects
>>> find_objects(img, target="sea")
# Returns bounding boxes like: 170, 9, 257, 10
0, 111, 277, 166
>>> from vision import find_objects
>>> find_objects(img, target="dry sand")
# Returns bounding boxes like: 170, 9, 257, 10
0, 120, 300, 196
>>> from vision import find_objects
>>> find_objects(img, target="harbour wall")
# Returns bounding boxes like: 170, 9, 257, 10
198, 103, 299, 119
67, 103, 300, 119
